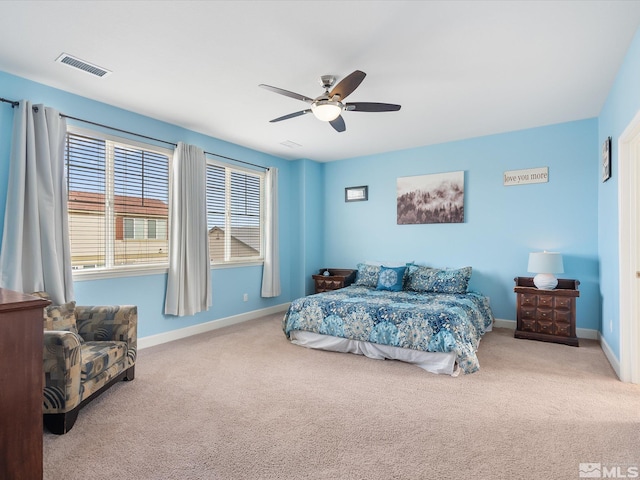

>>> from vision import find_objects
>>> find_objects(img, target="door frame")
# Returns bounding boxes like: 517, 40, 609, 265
618, 109, 640, 383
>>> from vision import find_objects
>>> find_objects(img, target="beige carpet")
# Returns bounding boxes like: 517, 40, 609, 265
43, 314, 640, 480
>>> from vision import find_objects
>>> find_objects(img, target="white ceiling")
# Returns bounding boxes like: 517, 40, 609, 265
1, 1, 640, 162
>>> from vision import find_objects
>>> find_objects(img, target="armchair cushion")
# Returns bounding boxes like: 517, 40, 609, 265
76, 305, 138, 368
31, 291, 80, 337
45, 301, 79, 336
80, 341, 126, 382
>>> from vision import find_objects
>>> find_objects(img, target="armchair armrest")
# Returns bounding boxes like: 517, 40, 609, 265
75, 305, 137, 368
43, 331, 82, 413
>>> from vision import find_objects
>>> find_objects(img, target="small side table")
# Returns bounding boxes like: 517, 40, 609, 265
514, 276, 580, 346
312, 269, 357, 294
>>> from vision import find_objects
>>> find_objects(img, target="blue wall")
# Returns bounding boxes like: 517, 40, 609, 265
0, 70, 302, 339
7, 29, 640, 349
597, 27, 640, 359
322, 120, 600, 328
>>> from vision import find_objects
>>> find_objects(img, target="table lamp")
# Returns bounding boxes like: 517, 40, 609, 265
528, 251, 564, 290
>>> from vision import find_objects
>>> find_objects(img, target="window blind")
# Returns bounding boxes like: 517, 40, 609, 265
65, 131, 170, 271
66, 133, 107, 269
206, 163, 263, 263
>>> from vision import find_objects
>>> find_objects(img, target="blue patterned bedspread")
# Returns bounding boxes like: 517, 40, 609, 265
282, 285, 494, 373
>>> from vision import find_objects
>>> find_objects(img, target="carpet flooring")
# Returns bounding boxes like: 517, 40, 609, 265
43, 314, 640, 480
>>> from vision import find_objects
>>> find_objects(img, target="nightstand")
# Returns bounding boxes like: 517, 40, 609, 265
514, 276, 580, 346
312, 269, 357, 294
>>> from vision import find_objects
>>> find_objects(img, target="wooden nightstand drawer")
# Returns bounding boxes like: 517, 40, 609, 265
316, 278, 343, 290
538, 296, 554, 308
520, 294, 537, 307
537, 309, 553, 321
520, 318, 537, 332
537, 320, 555, 335
555, 310, 572, 323
556, 322, 572, 337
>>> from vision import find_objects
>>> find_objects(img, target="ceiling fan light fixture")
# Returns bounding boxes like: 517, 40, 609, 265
311, 100, 342, 121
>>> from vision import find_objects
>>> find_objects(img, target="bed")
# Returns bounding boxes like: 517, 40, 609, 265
282, 263, 495, 375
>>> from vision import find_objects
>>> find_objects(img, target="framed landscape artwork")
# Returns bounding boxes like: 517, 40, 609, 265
397, 171, 465, 224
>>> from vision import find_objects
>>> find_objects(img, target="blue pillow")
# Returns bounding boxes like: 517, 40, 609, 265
376, 265, 407, 292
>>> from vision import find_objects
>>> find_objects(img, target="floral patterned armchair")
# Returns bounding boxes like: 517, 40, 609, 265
32, 292, 137, 434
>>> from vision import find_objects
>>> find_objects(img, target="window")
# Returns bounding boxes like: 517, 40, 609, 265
148, 219, 157, 239
65, 128, 171, 272
122, 218, 166, 240
206, 162, 264, 264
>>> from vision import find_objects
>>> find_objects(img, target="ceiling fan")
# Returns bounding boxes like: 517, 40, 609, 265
259, 70, 401, 133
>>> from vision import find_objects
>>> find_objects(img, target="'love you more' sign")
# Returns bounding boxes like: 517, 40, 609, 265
503, 167, 548, 186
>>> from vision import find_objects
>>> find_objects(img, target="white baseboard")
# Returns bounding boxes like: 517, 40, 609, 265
598, 333, 621, 379
491, 318, 599, 340
138, 303, 290, 350
493, 318, 516, 330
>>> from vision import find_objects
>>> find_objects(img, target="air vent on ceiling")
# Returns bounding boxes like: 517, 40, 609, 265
280, 140, 302, 149
55, 53, 111, 78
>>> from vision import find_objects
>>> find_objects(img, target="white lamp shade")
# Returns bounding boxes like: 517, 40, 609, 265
527, 252, 564, 274
528, 251, 564, 290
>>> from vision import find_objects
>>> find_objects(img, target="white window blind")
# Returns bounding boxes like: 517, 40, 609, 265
65, 129, 170, 271
206, 162, 263, 263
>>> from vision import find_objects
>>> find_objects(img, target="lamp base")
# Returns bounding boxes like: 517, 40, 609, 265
533, 273, 558, 290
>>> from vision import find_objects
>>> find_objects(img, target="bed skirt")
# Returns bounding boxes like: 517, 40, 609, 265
290, 330, 463, 376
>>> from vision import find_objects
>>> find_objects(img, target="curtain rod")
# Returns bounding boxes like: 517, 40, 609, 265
0, 97, 19, 107
1, 96, 268, 171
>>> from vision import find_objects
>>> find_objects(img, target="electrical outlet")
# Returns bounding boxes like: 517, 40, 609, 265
243, 293, 248, 302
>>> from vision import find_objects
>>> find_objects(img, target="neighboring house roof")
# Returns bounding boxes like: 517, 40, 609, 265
68, 190, 168, 216
209, 226, 260, 252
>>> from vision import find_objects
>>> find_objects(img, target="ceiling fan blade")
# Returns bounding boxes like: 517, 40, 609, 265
329, 70, 366, 101
269, 109, 312, 123
345, 102, 401, 112
259, 84, 314, 104
329, 115, 346, 132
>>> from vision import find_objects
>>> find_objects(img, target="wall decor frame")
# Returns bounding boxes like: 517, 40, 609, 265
503, 167, 548, 186
602, 136, 612, 182
397, 170, 464, 224
345, 185, 368, 202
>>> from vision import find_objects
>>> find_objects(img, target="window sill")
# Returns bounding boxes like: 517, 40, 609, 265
72, 264, 169, 281
72, 260, 264, 281
211, 260, 264, 270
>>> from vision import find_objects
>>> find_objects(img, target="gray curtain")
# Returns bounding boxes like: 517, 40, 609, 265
261, 167, 280, 297
0, 101, 73, 304
165, 142, 212, 316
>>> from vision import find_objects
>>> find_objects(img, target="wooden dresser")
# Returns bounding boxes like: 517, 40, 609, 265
312, 269, 357, 294
514, 277, 579, 346
0, 289, 50, 480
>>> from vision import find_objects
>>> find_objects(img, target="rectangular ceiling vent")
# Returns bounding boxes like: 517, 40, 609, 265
55, 53, 111, 78
280, 140, 302, 149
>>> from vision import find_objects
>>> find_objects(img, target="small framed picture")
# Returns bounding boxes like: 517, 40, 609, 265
345, 185, 368, 202
602, 136, 611, 183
